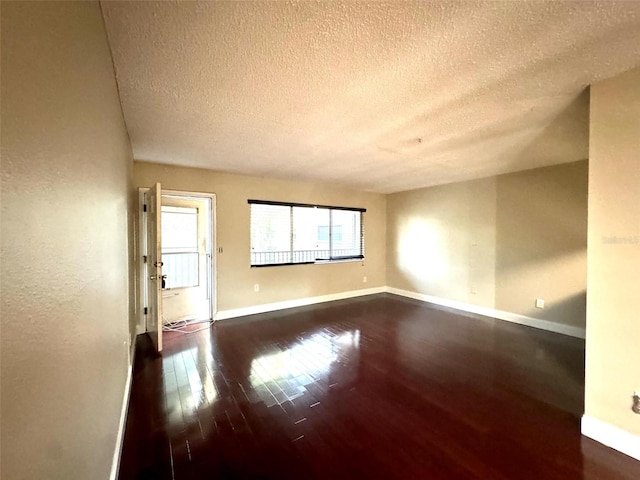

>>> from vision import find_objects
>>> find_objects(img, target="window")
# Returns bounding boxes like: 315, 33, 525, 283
317, 225, 342, 241
249, 200, 365, 267
161, 206, 199, 288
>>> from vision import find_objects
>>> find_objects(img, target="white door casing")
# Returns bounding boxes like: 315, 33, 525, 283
138, 188, 217, 341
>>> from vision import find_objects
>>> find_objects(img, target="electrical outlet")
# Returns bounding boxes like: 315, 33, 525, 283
254, 284, 260, 292
632, 392, 640, 414
535, 298, 545, 309
363, 276, 367, 283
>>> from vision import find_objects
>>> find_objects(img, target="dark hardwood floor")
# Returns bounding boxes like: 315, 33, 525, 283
118, 293, 640, 479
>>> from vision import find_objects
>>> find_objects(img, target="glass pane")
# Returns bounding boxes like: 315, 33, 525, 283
162, 252, 199, 289
161, 206, 198, 253
331, 210, 361, 257
293, 207, 330, 262
251, 204, 291, 265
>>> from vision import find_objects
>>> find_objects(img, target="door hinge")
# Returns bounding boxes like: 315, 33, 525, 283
143, 255, 147, 263
143, 204, 147, 212
144, 307, 148, 315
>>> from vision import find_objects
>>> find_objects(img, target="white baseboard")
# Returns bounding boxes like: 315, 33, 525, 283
582, 415, 640, 461
385, 287, 586, 339
214, 287, 386, 321
110, 343, 136, 480
214, 286, 586, 339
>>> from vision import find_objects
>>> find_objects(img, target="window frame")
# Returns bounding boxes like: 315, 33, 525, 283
248, 199, 366, 268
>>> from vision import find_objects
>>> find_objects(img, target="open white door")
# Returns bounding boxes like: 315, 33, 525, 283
146, 183, 163, 352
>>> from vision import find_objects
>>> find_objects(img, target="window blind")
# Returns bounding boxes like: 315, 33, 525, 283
249, 200, 365, 267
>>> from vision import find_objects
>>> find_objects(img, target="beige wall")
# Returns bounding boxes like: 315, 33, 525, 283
387, 177, 497, 308
1, 2, 133, 479
585, 66, 640, 435
495, 162, 588, 326
387, 161, 588, 328
134, 162, 386, 317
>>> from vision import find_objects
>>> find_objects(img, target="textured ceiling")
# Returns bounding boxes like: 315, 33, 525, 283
101, 1, 640, 193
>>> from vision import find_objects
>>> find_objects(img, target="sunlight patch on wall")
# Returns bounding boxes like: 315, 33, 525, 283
397, 217, 447, 282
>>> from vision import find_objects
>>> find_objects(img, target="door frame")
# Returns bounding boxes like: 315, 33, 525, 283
137, 188, 217, 336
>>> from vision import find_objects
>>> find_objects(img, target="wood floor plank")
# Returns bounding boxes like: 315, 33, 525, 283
118, 293, 640, 479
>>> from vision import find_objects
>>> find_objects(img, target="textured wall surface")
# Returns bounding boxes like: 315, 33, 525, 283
1, 2, 133, 478
495, 161, 588, 326
134, 162, 386, 320
386, 177, 497, 308
102, 1, 640, 192
387, 160, 588, 328
586, 66, 640, 436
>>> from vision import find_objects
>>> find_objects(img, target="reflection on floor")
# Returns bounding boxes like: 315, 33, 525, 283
119, 293, 640, 479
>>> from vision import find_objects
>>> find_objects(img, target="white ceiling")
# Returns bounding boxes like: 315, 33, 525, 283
101, 1, 640, 193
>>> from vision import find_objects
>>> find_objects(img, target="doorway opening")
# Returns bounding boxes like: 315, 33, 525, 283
139, 187, 216, 350
161, 193, 213, 331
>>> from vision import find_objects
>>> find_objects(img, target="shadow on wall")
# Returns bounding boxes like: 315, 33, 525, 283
495, 159, 588, 326
389, 157, 588, 328
537, 291, 587, 331
491, 93, 588, 326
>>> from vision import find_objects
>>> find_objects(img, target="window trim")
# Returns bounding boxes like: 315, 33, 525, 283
248, 199, 366, 212
248, 199, 366, 268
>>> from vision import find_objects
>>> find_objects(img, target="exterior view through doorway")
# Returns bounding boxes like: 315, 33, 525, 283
139, 186, 216, 352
